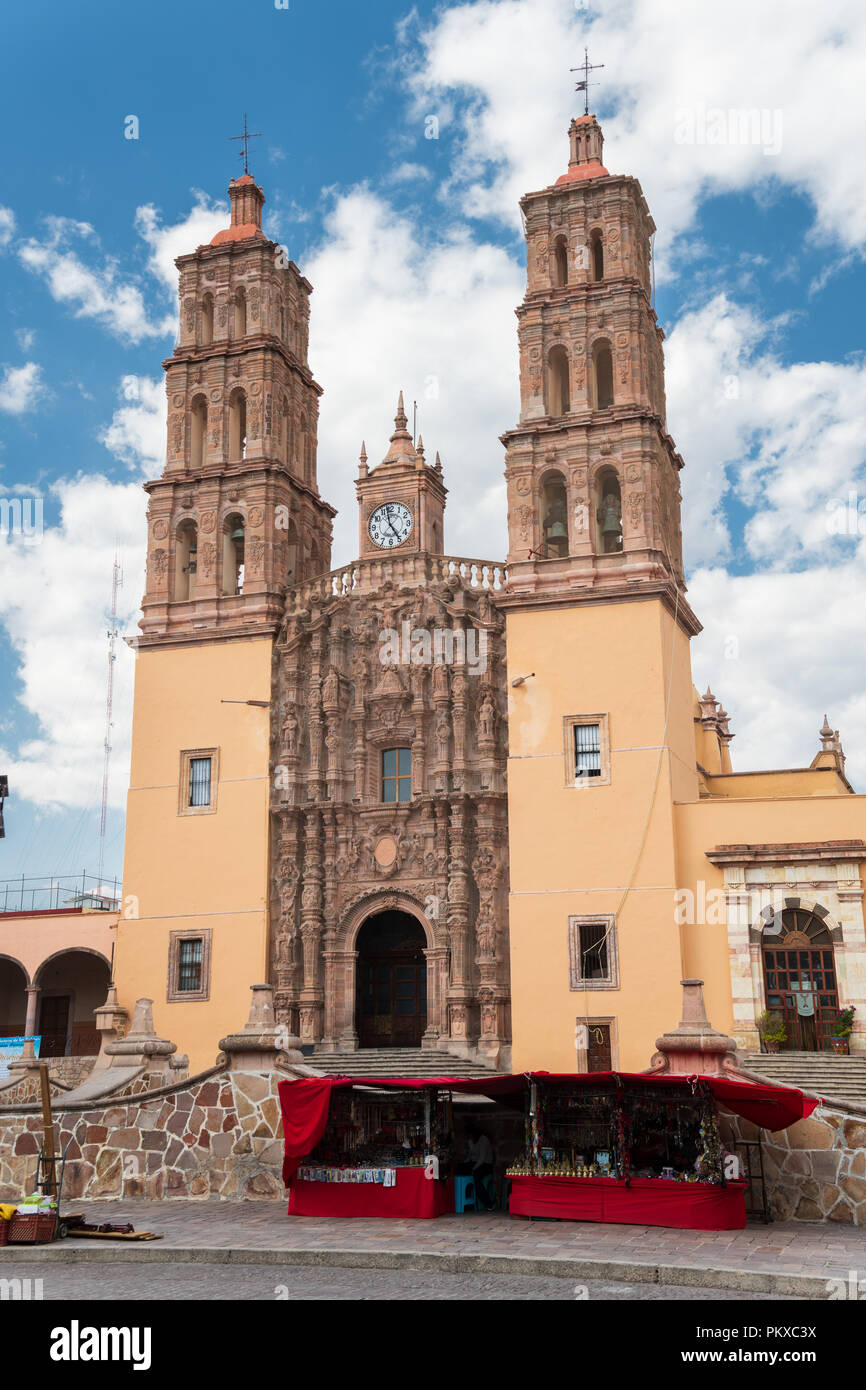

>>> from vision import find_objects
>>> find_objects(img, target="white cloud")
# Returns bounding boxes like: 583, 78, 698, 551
134, 194, 225, 295
304, 186, 523, 566
405, 0, 866, 274
15, 328, 36, 353
0, 473, 146, 812
386, 162, 434, 185
664, 294, 866, 568
0, 206, 15, 249
98, 375, 166, 475
691, 559, 866, 788
18, 217, 173, 344
0, 362, 46, 415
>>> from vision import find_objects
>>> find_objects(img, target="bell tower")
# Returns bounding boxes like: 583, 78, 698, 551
501, 114, 696, 632
140, 171, 336, 647
502, 114, 702, 1075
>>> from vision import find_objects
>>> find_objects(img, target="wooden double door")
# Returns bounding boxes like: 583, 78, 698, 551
356, 911, 427, 1048
763, 944, 839, 1051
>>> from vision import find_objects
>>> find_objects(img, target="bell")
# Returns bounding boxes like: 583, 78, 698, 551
230, 523, 245, 543
548, 520, 568, 541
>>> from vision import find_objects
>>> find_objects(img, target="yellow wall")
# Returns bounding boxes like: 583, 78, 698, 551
506, 597, 697, 1073
115, 638, 273, 1074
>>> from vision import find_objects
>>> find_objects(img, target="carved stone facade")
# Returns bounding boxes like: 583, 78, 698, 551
267, 512, 511, 1067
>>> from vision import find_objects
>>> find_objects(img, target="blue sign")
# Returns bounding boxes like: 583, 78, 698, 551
0, 1035, 42, 1079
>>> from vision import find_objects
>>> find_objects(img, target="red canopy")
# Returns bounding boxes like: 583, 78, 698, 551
277, 1070, 816, 1182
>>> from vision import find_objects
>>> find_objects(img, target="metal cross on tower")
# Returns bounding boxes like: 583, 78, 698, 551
570, 48, 604, 117
230, 113, 262, 174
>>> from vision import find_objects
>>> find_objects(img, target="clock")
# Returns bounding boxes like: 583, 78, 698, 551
368, 501, 413, 549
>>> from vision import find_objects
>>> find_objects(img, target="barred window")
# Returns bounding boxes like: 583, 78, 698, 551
188, 756, 212, 807
573, 722, 601, 779
383, 748, 411, 803
569, 913, 619, 990
579, 921, 609, 980
178, 938, 203, 992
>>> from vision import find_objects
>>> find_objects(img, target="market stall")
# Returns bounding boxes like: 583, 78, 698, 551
278, 1070, 816, 1228
278, 1077, 463, 1219
506, 1072, 817, 1231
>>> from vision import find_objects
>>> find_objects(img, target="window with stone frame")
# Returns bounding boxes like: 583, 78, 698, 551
569, 913, 619, 989
178, 748, 219, 815
167, 929, 212, 1003
563, 714, 610, 787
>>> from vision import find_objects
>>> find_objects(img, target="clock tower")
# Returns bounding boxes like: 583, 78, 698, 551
356, 393, 447, 558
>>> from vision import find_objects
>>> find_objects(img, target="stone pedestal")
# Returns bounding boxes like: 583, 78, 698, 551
103, 998, 177, 1079
647, 978, 740, 1075
91, 984, 130, 1072
219, 983, 304, 1069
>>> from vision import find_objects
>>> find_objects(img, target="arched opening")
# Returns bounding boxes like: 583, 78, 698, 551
593, 339, 614, 409
540, 471, 569, 559
175, 520, 198, 601
200, 293, 214, 346
590, 229, 604, 281
229, 388, 247, 461
298, 412, 307, 477
34, 950, 110, 1057
355, 910, 427, 1048
553, 236, 568, 287
546, 345, 570, 416
279, 304, 286, 341
190, 394, 207, 470
233, 286, 247, 338
0, 956, 28, 1040
222, 512, 245, 596
762, 908, 840, 1052
594, 466, 622, 554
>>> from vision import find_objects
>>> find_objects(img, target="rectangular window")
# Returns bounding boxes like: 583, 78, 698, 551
178, 748, 219, 816
569, 914, 619, 990
563, 714, 610, 787
177, 938, 203, 992
167, 929, 212, 1003
188, 757, 212, 807
382, 748, 412, 803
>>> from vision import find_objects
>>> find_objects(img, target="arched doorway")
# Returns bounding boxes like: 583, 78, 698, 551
762, 909, 839, 1051
35, 950, 111, 1057
0, 956, 28, 1038
356, 911, 427, 1048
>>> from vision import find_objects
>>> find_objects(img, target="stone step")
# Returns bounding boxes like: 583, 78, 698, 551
307, 1049, 497, 1079
739, 1053, 866, 1109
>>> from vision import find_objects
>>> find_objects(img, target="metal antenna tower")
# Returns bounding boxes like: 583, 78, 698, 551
97, 554, 123, 890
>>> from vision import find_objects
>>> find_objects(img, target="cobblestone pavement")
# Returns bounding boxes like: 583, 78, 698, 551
1, 1199, 860, 1291
0, 1261, 793, 1301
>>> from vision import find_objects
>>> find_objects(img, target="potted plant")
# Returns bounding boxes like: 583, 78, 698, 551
757, 1010, 787, 1054
830, 1006, 855, 1055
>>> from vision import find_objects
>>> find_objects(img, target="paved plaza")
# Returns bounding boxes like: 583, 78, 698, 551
1, 1199, 862, 1297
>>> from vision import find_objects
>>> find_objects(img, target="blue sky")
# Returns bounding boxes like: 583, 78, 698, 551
1, 0, 866, 884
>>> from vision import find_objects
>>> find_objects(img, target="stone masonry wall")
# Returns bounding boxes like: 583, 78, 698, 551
0, 1067, 288, 1202
720, 1104, 866, 1225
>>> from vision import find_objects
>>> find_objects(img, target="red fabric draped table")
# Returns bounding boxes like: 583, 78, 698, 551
509, 1175, 747, 1230
288, 1168, 454, 1219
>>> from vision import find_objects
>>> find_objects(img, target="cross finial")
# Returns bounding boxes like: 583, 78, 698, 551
230, 113, 262, 175
570, 47, 604, 117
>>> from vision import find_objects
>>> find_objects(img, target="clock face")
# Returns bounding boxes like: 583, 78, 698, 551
368, 501, 413, 549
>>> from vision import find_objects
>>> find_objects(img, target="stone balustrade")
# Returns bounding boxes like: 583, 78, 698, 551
284, 553, 508, 614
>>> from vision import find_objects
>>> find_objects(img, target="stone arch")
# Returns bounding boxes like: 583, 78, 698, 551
589, 227, 604, 281
323, 890, 445, 1052
174, 518, 198, 601
33, 946, 111, 982
749, 898, 844, 947
553, 235, 568, 287
545, 343, 570, 416
591, 337, 614, 408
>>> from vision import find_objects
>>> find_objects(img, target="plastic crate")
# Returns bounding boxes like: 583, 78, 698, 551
7, 1212, 57, 1244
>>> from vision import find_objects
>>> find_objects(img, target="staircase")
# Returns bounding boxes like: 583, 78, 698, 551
741, 1052, 866, 1111
305, 1048, 499, 1080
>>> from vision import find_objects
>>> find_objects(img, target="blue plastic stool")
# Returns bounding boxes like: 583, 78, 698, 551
454, 1176, 477, 1213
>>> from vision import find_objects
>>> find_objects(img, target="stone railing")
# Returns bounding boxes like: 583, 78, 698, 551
285, 553, 508, 615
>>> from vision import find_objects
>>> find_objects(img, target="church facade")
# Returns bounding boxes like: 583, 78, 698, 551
114, 117, 866, 1077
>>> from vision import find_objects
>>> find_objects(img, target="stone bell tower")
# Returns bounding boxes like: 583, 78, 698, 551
501, 113, 697, 633
502, 114, 702, 1076
140, 172, 336, 647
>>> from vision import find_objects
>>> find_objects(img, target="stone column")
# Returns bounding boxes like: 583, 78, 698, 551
647, 979, 740, 1075
220, 982, 303, 1068
91, 984, 129, 1072
23, 986, 39, 1038
103, 998, 180, 1081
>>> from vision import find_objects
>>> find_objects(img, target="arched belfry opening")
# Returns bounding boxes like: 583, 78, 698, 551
355, 910, 427, 1048
540, 471, 569, 558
